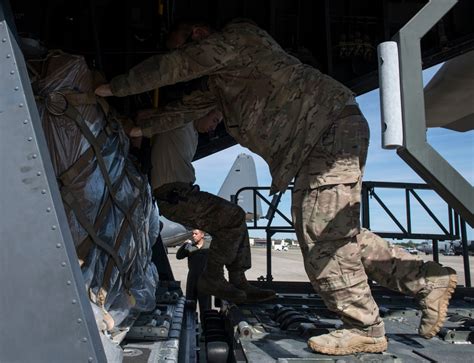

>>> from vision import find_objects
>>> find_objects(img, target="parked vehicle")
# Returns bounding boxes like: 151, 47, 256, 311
406, 248, 419, 255
274, 242, 289, 251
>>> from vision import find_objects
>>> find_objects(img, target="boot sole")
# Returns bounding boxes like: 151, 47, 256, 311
308, 338, 388, 355
420, 267, 457, 339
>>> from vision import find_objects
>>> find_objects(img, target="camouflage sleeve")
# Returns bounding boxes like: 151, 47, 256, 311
110, 32, 237, 97
139, 90, 218, 137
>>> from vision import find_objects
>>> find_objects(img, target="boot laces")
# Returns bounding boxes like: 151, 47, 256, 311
329, 328, 373, 338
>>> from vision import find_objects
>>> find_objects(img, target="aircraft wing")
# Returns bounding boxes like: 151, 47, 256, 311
159, 215, 193, 247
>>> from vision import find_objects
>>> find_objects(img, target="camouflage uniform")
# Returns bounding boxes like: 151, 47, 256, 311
110, 20, 453, 337
357, 228, 453, 299
292, 104, 455, 336
110, 21, 353, 194
126, 85, 254, 275
154, 182, 251, 273
291, 105, 384, 333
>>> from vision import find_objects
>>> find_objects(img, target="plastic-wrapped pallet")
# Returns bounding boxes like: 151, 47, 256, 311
28, 51, 159, 329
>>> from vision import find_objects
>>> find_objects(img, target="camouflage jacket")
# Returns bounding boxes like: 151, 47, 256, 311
110, 21, 353, 193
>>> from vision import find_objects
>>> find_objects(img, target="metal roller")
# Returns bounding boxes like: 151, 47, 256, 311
377, 41, 403, 149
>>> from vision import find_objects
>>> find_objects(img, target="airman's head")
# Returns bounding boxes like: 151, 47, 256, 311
192, 229, 205, 245
194, 109, 223, 133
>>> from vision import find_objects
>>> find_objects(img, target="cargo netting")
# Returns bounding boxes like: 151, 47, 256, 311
29, 51, 159, 330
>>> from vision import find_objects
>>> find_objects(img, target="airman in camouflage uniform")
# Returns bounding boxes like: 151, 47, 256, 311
96, 19, 457, 355
138, 108, 275, 304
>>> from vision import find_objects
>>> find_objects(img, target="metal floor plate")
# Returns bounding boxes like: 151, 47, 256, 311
224, 288, 474, 362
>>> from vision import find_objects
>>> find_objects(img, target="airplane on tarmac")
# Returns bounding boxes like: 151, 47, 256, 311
160, 153, 263, 247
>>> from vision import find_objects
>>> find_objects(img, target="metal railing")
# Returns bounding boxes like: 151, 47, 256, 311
361, 182, 460, 240
235, 181, 471, 286
232, 187, 294, 282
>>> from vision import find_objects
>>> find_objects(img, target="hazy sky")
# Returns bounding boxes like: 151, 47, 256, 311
193, 65, 473, 241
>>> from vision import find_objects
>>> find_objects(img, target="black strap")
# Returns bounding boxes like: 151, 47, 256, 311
63, 104, 139, 245
58, 130, 108, 186
74, 170, 127, 261
101, 191, 142, 291
48, 94, 143, 292
62, 188, 130, 290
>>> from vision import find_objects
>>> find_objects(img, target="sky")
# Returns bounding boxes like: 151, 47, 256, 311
193, 65, 473, 242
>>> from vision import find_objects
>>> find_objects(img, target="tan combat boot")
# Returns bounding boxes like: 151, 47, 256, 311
198, 262, 247, 304
308, 328, 388, 355
357, 230, 457, 338
417, 265, 457, 338
229, 271, 276, 303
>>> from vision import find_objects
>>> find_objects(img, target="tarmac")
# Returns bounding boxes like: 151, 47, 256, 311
168, 246, 473, 291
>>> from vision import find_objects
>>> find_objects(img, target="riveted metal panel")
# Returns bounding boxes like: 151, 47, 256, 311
0, 12, 106, 363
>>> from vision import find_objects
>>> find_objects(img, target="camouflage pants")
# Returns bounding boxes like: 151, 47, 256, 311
154, 182, 251, 272
357, 229, 434, 297
292, 106, 432, 333
291, 106, 384, 333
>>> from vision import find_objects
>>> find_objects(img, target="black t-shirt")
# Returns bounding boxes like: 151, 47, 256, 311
176, 241, 209, 274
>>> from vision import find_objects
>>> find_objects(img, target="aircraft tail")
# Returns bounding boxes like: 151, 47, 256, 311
217, 153, 262, 221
